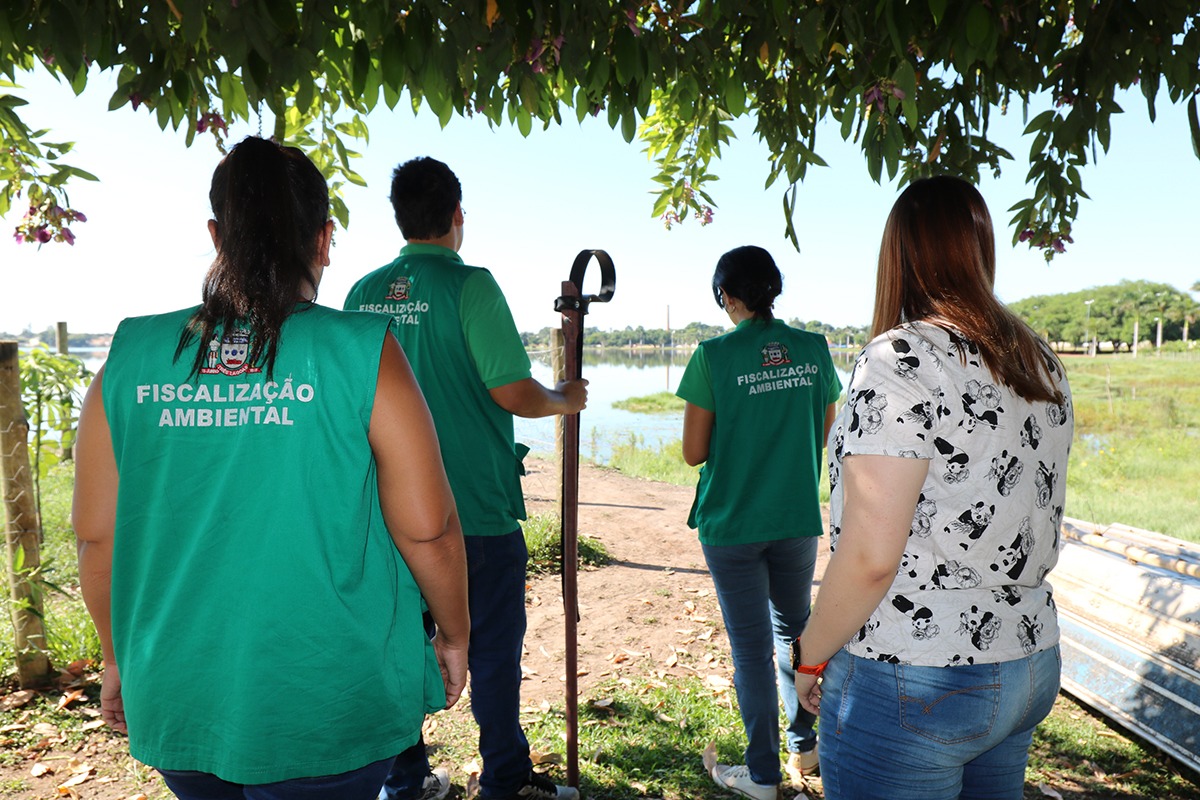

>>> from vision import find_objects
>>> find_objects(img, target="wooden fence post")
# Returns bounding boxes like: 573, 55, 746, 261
55, 322, 69, 354
0, 340, 53, 687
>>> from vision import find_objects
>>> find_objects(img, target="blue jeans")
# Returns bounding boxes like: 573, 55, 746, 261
159, 757, 395, 800
387, 530, 532, 799
701, 537, 819, 786
818, 646, 1062, 800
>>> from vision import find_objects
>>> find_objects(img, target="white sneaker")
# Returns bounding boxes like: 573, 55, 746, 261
416, 767, 450, 800
786, 745, 820, 780
710, 763, 781, 800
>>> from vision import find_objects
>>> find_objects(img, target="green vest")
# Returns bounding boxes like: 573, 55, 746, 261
102, 304, 443, 783
676, 319, 843, 545
344, 244, 530, 536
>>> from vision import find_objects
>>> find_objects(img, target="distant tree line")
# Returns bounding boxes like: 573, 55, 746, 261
1, 326, 109, 349
522, 319, 870, 349
1009, 280, 1199, 351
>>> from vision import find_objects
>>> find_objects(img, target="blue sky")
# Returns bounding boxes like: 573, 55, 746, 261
3, 67, 1197, 337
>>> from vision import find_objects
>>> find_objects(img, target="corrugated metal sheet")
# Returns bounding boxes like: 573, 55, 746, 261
1055, 519, 1200, 773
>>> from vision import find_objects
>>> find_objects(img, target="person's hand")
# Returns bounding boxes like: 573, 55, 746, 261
556, 379, 589, 415
100, 661, 127, 733
433, 633, 469, 708
795, 672, 822, 716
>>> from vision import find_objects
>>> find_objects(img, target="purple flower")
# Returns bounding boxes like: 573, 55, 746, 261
1018, 229, 1034, 243
35, 227, 52, 243
62, 228, 75, 245
13, 231, 25, 244
130, 92, 144, 111
74, 211, 87, 223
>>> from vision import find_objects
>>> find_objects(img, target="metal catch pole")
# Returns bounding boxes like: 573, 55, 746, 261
553, 250, 615, 788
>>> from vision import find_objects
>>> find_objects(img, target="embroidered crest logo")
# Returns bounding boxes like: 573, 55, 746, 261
201, 329, 261, 376
385, 277, 412, 301
760, 342, 790, 367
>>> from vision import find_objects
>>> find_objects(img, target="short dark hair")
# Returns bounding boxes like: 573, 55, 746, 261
712, 245, 783, 321
389, 157, 461, 240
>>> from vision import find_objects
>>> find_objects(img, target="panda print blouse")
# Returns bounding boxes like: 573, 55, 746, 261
828, 320, 1073, 667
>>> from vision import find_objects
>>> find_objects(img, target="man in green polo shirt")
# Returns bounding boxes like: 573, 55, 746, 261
344, 157, 586, 800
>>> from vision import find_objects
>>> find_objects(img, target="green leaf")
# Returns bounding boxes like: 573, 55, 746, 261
1189, 96, 1200, 162
352, 39, 371, 99
517, 105, 532, 137
965, 6, 991, 49
613, 27, 639, 86
382, 31, 405, 89
621, 109, 636, 143
1022, 110, 1055, 135
928, 0, 948, 25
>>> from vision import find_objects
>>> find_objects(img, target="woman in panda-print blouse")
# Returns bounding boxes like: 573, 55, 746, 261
793, 176, 1073, 800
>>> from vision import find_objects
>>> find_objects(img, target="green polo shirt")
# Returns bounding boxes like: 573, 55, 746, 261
344, 244, 531, 536
676, 318, 842, 545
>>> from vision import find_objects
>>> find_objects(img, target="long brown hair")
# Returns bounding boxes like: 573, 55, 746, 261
872, 176, 1064, 403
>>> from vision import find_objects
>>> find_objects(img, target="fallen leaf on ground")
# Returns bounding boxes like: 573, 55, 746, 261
664, 652, 678, 667
31, 762, 53, 777
702, 742, 718, 772
33, 722, 59, 736
706, 675, 732, 690
1037, 784, 1064, 799
1, 690, 36, 711
530, 751, 563, 765
58, 768, 93, 789
56, 690, 86, 710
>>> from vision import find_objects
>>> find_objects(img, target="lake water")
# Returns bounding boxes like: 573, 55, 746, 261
520, 348, 854, 462
72, 346, 855, 463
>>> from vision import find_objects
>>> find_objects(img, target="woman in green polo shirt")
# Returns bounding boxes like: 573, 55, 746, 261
73, 137, 469, 800
676, 246, 842, 800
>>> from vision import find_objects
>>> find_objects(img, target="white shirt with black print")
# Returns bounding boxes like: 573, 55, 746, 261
828, 321, 1073, 667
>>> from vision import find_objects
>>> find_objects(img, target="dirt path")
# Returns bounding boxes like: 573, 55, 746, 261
517, 457, 831, 708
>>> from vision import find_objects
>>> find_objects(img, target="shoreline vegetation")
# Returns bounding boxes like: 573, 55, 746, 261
604, 352, 1200, 544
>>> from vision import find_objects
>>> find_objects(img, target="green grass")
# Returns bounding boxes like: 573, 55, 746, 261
612, 392, 686, 414
1, 464, 97, 673
416, 675, 1198, 800
601, 355, 1200, 543
605, 434, 697, 487
1026, 695, 1200, 798
524, 513, 611, 576
1062, 354, 1200, 542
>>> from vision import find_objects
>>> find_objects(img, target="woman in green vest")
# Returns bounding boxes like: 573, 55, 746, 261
73, 137, 469, 800
676, 246, 842, 800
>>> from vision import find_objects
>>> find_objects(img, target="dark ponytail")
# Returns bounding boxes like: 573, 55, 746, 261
712, 245, 783, 321
176, 136, 329, 378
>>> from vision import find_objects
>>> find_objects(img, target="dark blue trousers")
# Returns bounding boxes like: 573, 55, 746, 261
160, 757, 395, 800
382, 529, 532, 800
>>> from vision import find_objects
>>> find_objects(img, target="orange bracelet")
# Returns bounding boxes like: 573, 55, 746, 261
789, 637, 828, 677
